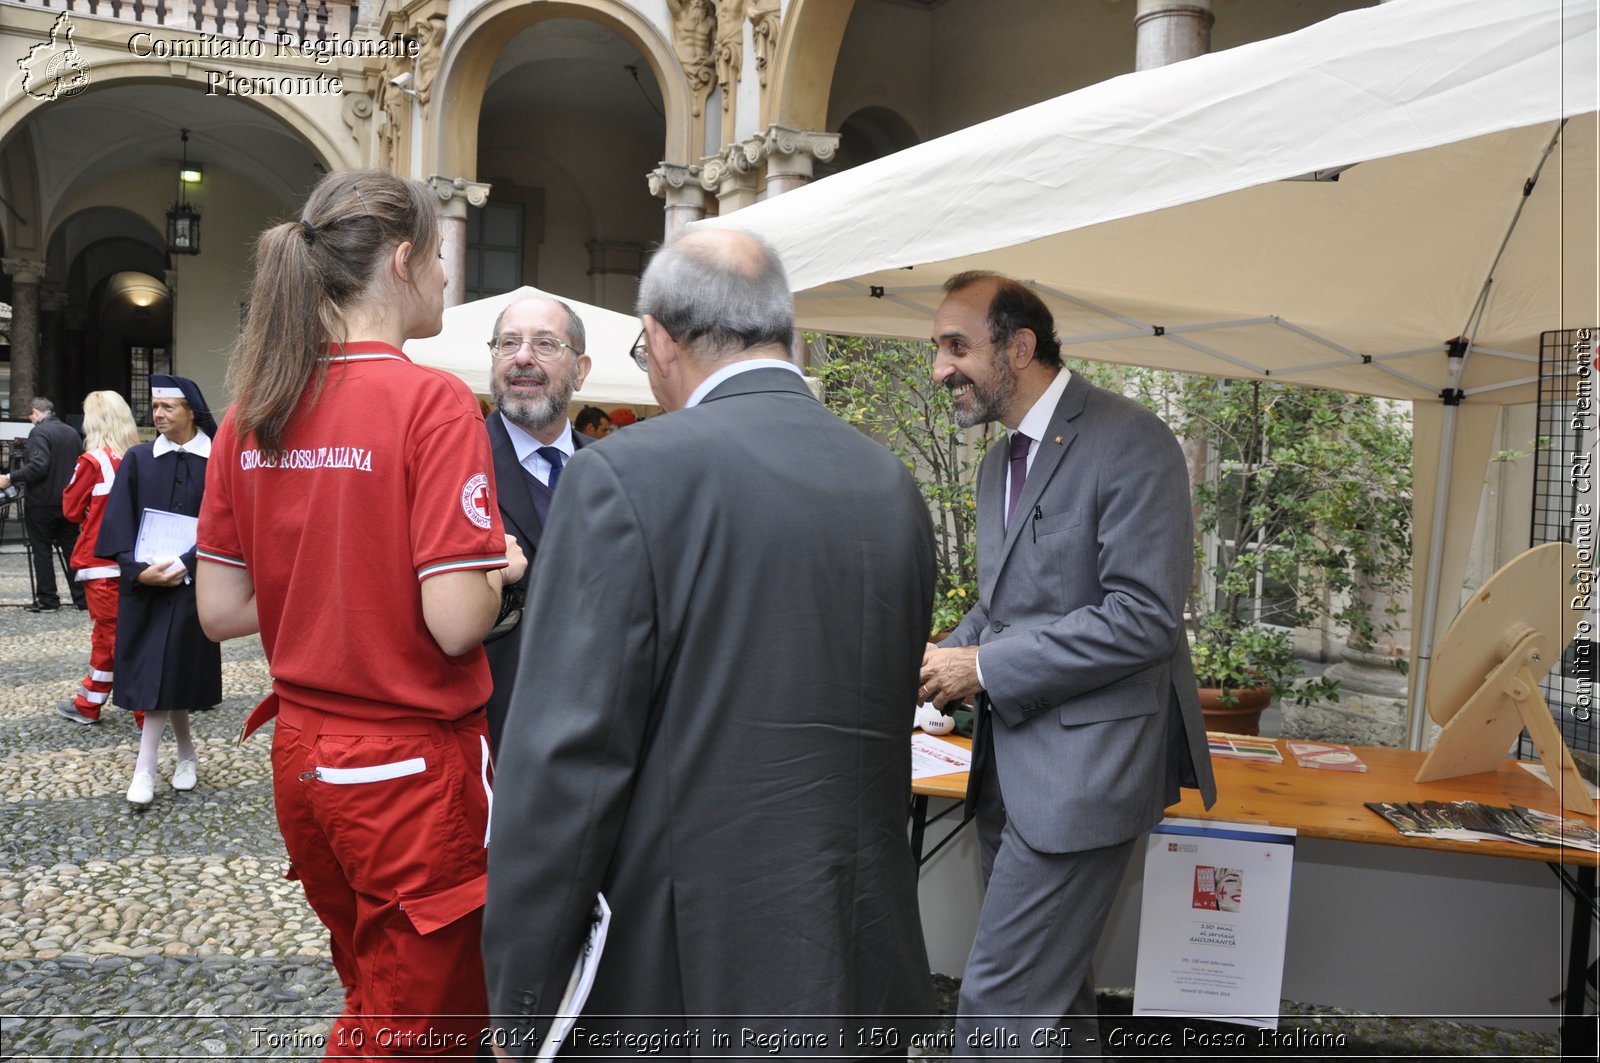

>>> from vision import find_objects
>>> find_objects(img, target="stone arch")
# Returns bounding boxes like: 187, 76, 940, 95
817, 105, 922, 181
47, 206, 168, 291
0, 64, 353, 180
763, 0, 856, 130
429, 0, 690, 179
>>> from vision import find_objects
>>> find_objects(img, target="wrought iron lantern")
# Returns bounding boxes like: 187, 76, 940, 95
166, 129, 201, 256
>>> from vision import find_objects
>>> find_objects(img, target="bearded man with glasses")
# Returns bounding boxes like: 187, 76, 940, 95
482, 295, 599, 753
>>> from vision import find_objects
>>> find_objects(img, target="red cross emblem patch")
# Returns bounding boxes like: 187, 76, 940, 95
461, 473, 492, 529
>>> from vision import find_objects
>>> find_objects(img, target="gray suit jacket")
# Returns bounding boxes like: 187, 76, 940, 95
946, 373, 1216, 853
483, 412, 594, 749
485, 368, 937, 1053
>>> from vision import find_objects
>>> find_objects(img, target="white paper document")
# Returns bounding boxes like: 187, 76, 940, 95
134, 508, 198, 564
1520, 761, 1600, 800
534, 892, 611, 1063
911, 733, 972, 779
1134, 818, 1296, 1029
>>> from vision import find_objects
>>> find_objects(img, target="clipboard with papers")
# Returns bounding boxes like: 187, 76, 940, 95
533, 892, 611, 1063
134, 508, 199, 564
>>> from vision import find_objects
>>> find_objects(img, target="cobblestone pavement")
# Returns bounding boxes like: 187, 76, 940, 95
0, 545, 348, 1060
0, 546, 1567, 1060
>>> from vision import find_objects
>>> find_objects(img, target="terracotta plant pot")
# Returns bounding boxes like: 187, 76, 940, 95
1198, 685, 1272, 736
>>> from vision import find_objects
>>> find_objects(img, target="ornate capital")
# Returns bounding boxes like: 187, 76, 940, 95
758, 125, 839, 164
1, 258, 46, 284
698, 141, 763, 191
647, 162, 704, 198
426, 176, 492, 219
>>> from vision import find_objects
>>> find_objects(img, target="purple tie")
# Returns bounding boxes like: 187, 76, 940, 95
1006, 431, 1032, 527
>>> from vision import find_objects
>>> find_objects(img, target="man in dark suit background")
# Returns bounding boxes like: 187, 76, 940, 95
485, 229, 937, 1057
483, 295, 596, 753
920, 272, 1217, 1057
1, 397, 86, 612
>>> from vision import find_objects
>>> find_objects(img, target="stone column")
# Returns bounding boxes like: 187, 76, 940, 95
1134, 0, 1213, 71
759, 126, 840, 197
3, 258, 45, 417
647, 163, 707, 241
38, 288, 67, 406
699, 142, 764, 215
426, 176, 491, 308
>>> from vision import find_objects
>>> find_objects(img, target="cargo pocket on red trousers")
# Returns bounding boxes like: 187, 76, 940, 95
398, 872, 487, 935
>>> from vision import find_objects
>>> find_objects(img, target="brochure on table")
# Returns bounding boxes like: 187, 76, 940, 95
1133, 818, 1296, 1029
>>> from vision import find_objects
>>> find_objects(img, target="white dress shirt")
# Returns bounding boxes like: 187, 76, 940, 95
500, 414, 574, 487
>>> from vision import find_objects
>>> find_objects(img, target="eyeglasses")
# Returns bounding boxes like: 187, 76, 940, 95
629, 329, 648, 372
489, 334, 581, 362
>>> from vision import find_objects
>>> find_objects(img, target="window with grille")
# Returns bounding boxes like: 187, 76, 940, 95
129, 345, 172, 427
465, 202, 525, 303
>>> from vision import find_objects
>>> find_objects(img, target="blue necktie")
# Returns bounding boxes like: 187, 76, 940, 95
536, 446, 566, 491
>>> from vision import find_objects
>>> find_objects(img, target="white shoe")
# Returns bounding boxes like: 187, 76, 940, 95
172, 758, 197, 792
126, 770, 155, 806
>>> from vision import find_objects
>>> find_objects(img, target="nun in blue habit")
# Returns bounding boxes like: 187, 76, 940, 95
96, 374, 223, 806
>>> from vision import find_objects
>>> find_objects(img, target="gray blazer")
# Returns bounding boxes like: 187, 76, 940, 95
946, 373, 1216, 853
485, 368, 937, 1052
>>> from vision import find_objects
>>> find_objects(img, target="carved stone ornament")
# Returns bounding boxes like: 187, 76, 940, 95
668, 0, 717, 117
414, 15, 447, 105
747, 0, 780, 88
342, 91, 374, 140
713, 0, 744, 114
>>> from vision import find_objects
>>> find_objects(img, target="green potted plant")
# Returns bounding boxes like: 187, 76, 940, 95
1075, 367, 1413, 733
1178, 375, 1412, 732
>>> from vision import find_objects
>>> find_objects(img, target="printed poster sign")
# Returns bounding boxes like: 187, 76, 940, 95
1133, 817, 1295, 1028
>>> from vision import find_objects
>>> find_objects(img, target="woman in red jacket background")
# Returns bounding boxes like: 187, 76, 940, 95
57, 390, 141, 728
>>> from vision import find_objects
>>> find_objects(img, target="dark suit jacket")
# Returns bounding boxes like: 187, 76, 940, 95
483, 412, 593, 750
485, 368, 937, 1054
946, 373, 1217, 853
13, 414, 82, 506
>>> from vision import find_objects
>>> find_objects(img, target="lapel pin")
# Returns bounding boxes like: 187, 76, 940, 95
1054, 435, 1063, 444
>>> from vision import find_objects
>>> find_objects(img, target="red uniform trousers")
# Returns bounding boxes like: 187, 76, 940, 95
268, 696, 492, 1059
72, 578, 119, 719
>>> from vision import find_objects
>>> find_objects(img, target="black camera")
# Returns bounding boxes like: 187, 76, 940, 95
483, 576, 526, 644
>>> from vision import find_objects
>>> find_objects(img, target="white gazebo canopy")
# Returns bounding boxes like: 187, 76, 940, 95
698, 0, 1598, 745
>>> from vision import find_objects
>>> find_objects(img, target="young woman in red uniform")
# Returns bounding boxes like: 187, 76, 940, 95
195, 170, 526, 1058
57, 390, 141, 727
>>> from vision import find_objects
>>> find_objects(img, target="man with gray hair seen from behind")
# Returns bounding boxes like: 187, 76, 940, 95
484, 229, 937, 1058
482, 294, 598, 753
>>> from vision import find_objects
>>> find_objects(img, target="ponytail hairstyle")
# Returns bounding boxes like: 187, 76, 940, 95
81, 391, 140, 457
229, 169, 440, 457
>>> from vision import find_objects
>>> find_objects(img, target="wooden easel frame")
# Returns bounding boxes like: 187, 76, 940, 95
1416, 625, 1593, 814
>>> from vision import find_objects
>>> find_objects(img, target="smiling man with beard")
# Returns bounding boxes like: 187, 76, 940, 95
920, 271, 1214, 1058
482, 295, 598, 752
